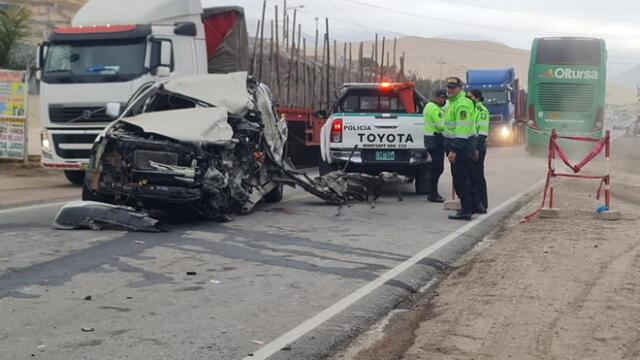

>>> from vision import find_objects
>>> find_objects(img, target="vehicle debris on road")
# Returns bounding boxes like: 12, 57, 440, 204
52, 201, 168, 232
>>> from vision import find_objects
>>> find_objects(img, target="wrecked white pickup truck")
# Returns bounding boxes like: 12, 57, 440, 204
82, 72, 288, 221
59, 72, 411, 230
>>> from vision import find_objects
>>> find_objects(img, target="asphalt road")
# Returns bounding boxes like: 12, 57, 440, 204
0, 145, 547, 360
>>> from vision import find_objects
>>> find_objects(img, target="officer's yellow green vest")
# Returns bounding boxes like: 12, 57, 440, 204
443, 91, 475, 139
423, 102, 444, 136
474, 102, 489, 137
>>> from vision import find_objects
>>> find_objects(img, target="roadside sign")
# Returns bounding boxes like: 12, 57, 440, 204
0, 70, 28, 160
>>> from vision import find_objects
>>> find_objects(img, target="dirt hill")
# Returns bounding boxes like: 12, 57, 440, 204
328, 36, 531, 87
22, 0, 86, 42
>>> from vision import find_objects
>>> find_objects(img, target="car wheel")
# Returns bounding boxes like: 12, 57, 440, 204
64, 170, 85, 185
264, 183, 284, 203
415, 164, 430, 194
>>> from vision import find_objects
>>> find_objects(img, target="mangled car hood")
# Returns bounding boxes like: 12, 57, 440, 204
122, 107, 233, 144
164, 72, 253, 116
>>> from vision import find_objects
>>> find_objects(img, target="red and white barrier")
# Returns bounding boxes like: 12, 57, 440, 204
521, 129, 612, 223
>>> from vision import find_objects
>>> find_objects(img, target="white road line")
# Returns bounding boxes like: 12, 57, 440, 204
0, 200, 70, 215
243, 179, 545, 360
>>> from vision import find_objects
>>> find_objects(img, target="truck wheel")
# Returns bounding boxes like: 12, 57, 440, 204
318, 159, 335, 176
264, 184, 284, 203
64, 170, 85, 185
415, 165, 431, 195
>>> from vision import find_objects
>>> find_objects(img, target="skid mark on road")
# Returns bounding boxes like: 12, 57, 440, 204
0, 232, 171, 299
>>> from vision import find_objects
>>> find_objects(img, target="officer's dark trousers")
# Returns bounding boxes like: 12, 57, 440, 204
470, 149, 488, 209
428, 146, 445, 196
452, 157, 473, 215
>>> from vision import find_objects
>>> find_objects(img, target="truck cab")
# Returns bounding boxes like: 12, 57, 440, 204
465, 68, 525, 145
38, 0, 246, 184
319, 82, 430, 193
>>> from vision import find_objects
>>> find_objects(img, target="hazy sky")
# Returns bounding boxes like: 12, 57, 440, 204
203, 0, 640, 76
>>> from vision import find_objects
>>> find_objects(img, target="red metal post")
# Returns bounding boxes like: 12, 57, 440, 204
605, 130, 611, 208
548, 129, 556, 209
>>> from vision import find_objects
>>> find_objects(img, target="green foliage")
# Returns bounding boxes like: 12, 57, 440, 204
0, 3, 32, 69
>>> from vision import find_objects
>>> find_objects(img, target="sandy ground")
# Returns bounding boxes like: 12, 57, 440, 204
0, 163, 79, 208
336, 137, 640, 360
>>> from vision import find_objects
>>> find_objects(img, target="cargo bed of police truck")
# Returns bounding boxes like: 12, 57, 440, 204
319, 82, 430, 194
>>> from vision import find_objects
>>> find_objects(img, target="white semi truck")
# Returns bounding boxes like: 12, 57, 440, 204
37, 0, 247, 184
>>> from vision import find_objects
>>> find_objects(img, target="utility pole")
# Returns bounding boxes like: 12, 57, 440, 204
437, 58, 447, 87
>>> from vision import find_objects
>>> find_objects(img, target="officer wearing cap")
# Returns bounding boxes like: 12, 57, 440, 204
422, 89, 448, 202
443, 76, 476, 220
467, 89, 489, 212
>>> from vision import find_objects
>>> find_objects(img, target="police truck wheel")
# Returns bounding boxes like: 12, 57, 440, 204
264, 184, 284, 203
414, 165, 431, 195
64, 170, 85, 185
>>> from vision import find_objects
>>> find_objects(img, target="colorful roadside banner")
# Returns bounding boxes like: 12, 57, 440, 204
0, 70, 28, 160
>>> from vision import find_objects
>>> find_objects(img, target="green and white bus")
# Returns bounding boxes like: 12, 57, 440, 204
526, 37, 607, 149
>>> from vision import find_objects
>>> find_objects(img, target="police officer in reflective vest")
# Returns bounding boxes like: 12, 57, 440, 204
468, 89, 489, 212
423, 89, 448, 202
443, 77, 475, 220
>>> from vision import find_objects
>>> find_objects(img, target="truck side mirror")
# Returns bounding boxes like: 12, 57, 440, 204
105, 102, 121, 119
315, 110, 328, 119
37, 43, 48, 69
35, 70, 42, 81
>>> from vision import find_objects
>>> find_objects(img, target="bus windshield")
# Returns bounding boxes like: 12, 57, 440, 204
535, 38, 602, 66
43, 38, 147, 84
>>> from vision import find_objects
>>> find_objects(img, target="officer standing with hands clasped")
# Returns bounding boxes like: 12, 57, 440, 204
468, 89, 489, 212
443, 77, 476, 220
423, 89, 448, 203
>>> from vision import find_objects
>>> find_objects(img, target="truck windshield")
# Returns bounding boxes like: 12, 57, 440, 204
43, 38, 146, 84
483, 90, 509, 105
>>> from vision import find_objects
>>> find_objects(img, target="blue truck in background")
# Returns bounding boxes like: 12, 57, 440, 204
465, 68, 526, 145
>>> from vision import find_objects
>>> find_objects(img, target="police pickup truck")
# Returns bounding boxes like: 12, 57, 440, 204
319, 82, 430, 193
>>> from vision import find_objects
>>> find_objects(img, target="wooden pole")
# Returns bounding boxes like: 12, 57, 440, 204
342, 42, 347, 86
312, 20, 319, 109
359, 42, 364, 82
251, 20, 260, 76
392, 38, 397, 81
320, 33, 326, 109
258, 0, 266, 80
325, 20, 331, 110
269, 19, 274, 87
295, 23, 301, 106
286, 9, 297, 106
386, 52, 390, 81
333, 39, 337, 91
400, 52, 405, 82
274, 6, 281, 101
380, 36, 386, 81
374, 33, 378, 81
283, 0, 287, 51
303, 38, 307, 108
348, 42, 352, 83
369, 43, 375, 82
